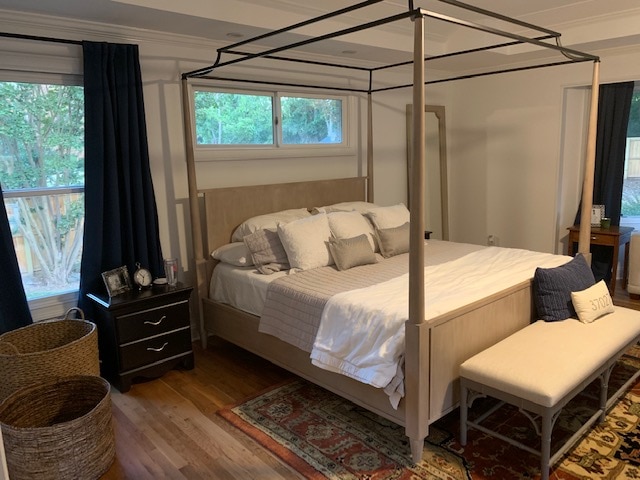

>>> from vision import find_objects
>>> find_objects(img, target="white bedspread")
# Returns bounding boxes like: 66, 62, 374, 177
310, 246, 571, 403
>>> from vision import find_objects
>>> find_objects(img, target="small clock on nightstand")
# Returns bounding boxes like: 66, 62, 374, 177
133, 262, 153, 289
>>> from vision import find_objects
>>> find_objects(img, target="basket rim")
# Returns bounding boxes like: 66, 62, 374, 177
0, 319, 96, 358
0, 375, 111, 432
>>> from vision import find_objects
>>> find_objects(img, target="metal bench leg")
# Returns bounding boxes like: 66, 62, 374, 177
460, 379, 468, 445
599, 365, 613, 422
540, 410, 552, 480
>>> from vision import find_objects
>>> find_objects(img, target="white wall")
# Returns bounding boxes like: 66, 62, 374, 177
446, 48, 640, 254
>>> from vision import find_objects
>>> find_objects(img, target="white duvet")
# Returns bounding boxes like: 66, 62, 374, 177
310, 246, 571, 405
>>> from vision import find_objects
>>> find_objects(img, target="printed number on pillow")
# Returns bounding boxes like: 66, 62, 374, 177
571, 279, 614, 323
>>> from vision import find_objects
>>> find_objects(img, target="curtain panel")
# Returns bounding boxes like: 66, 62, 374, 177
78, 42, 163, 312
575, 81, 634, 283
0, 183, 32, 333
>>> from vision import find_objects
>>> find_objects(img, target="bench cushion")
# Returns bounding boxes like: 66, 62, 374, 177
460, 307, 640, 407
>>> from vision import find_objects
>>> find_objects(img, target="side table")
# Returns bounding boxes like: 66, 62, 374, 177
567, 225, 634, 295
87, 283, 194, 392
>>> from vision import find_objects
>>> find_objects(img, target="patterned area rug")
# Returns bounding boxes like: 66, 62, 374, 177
219, 350, 640, 479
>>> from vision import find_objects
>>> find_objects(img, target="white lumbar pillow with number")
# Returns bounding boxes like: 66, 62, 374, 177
571, 279, 615, 323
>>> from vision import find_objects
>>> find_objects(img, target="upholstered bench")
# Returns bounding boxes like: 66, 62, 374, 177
459, 307, 640, 480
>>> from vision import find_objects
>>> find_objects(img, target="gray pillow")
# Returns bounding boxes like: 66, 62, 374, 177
328, 234, 377, 271
533, 254, 596, 322
243, 229, 290, 275
376, 222, 410, 258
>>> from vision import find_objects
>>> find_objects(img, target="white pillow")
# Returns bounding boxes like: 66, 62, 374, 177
277, 213, 333, 271
211, 242, 254, 267
327, 211, 378, 252
312, 201, 379, 215
367, 203, 410, 229
231, 208, 311, 242
571, 280, 615, 323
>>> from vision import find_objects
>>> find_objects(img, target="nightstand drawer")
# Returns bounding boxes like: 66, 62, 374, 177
116, 301, 189, 343
587, 233, 615, 246
120, 327, 192, 372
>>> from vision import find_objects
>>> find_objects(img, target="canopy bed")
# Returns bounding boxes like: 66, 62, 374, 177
180, 0, 600, 464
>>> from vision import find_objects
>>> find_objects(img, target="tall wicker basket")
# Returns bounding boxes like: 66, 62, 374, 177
0, 308, 99, 402
0, 375, 116, 480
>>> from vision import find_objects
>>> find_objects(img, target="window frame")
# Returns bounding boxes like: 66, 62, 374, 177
190, 83, 357, 161
0, 72, 84, 322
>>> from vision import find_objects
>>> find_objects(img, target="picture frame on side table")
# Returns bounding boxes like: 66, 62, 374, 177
591, 205, 605, 227
102, 266, 132, 297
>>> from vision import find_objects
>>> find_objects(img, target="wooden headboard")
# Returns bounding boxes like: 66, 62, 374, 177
200, 177, 368, 257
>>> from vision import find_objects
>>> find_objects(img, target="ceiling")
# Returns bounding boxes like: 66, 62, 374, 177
1, 0, 640, 74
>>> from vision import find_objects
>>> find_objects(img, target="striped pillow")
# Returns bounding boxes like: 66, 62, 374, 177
533, 254, 595, 322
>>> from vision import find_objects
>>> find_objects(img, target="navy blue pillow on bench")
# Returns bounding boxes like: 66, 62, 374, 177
533, 254, 596, 322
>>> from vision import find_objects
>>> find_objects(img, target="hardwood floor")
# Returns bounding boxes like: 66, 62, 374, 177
101, 340, 300, 479
613, 285, 640, 310
101, 289, 640, 479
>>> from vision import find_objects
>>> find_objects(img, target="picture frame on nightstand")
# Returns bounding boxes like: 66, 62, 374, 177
590, 205, 605, 227
101, 265, 132, 297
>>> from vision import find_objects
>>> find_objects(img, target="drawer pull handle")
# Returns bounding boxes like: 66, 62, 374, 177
144, 315, 166, 326
591, 236, 597, 240
147, 342, 168, 352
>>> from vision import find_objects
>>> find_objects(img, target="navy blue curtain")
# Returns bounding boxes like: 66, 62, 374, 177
0, 183, 32, 333
575, 81, 634, 282
78, 42, 163, 311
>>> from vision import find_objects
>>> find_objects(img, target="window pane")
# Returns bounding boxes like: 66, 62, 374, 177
4, 192, 84, 299
0, 82, 84, 300
281, 97, 342, 144
194, 91, 274, 145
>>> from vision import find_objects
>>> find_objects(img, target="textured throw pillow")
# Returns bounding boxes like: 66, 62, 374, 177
533, 254, 596, 322
328, 234, 377, 271
367, 203, 410, 229
327, 211, 378, 252
211, 242, 254, 267
278, 213, 333, 271
376, 222, 410, 258
571, 280, 614, 323
231, 208, 310, 242
243, 229, 289, 275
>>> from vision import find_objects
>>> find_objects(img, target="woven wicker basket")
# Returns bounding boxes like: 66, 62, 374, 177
0, 308, 99, 402
0, 375, 115, 480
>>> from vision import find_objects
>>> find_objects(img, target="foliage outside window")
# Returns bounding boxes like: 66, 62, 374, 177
281, 96, 342, 144
193, 88, 345, 147
0, 81, 84, 301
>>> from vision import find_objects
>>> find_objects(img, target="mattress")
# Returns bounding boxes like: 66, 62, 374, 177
209, 264, 288, 317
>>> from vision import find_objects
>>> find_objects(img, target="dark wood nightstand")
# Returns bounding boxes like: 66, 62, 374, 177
87, 283, 194, 392
567, 225, 634, 295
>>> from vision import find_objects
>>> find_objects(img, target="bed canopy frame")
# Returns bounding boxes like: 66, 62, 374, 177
180, 0, 600, 462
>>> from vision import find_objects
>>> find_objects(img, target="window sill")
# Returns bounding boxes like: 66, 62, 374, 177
194, 144, 356, 162
29, 291, 79, 322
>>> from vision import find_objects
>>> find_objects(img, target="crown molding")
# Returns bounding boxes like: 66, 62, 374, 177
0, 9, 224, 52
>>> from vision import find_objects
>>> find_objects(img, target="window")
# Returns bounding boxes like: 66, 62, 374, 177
622, 88, 640, 221
194, 90, 274, 145
0, 81, 84, 314
192, 87, 353, 160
